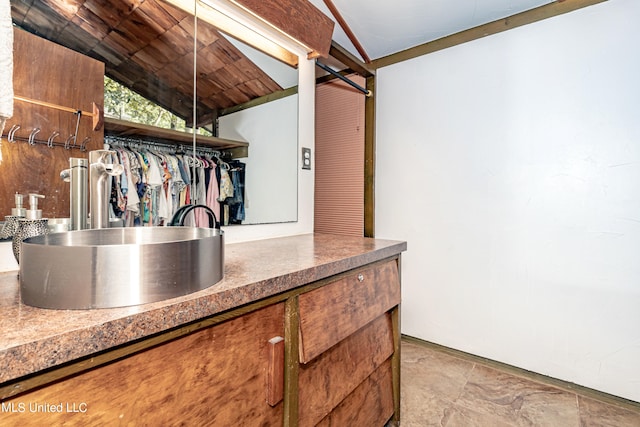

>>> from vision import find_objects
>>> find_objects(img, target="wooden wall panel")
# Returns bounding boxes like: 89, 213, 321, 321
0, 28, 104, 219
314, 75, 365, 236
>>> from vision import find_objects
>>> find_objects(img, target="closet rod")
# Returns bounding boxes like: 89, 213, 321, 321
105, 135, 222, 157
315, 60, 372, 97
14, 95, 104, 130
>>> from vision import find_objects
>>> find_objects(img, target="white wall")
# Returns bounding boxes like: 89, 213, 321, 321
376, 0, 640, 402
218, 94, 298, 225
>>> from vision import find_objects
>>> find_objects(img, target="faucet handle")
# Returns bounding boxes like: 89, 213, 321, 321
89, 149, 117, 164
60, 169, 71, 182
105, 163, 124, 176
89, 150, 123, 176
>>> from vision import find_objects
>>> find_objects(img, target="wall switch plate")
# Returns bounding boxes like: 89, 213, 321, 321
301, 147, 311, 170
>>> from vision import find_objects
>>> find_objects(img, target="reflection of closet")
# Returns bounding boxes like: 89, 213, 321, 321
0, 28, 104, 218
106, 138, 247, 227
1, 29, 251, 224
105, 119, 250, 227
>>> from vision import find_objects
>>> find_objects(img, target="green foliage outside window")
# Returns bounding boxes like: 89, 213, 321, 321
103, 77, 211, 136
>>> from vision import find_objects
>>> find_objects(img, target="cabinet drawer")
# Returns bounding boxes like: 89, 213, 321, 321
298, 313, 394, 427
298, 259, 400, 363
316, 358, 394, 427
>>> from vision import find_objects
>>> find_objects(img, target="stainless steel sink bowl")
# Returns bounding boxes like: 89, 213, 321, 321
19, 227, 224, 309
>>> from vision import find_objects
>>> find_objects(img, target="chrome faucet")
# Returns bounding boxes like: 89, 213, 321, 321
89, 150, 123, 229
60, 157, 88, 230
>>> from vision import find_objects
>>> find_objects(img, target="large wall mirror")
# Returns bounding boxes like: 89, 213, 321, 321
209, 34, 299, 225
4, 0, 299, 225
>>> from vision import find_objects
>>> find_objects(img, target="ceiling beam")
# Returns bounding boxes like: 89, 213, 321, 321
323, 0, 371, 63
371, 0, 608, 69
329, 41, 375, 78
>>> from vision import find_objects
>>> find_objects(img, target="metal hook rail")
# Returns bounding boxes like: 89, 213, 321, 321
2, 124, 91, 151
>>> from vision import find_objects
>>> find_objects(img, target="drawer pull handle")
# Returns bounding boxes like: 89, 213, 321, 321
266, 336, 284, 406
357, 273, 364, 282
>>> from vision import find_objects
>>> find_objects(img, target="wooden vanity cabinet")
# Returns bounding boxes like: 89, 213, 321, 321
1, 303, 286, 426
0, 257, 401, 427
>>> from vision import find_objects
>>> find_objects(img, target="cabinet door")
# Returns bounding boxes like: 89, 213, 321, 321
0, 303, 284, 426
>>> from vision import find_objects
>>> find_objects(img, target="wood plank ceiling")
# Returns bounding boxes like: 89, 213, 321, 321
10, 0, 284, 127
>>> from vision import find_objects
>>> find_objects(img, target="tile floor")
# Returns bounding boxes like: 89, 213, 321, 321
400, 339, 640, 427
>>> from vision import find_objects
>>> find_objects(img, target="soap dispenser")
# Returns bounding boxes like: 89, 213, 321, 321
12, 193, 27, 217
12, 194, 50, 263
0, 193, 26, 239
25, 193, 45, 220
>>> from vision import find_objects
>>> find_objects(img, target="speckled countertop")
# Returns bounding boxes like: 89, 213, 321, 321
0, 233, 406, 384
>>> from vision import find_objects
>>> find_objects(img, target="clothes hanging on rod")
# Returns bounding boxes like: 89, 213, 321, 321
227, 160, 246, 224
106, 138, 245, 227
